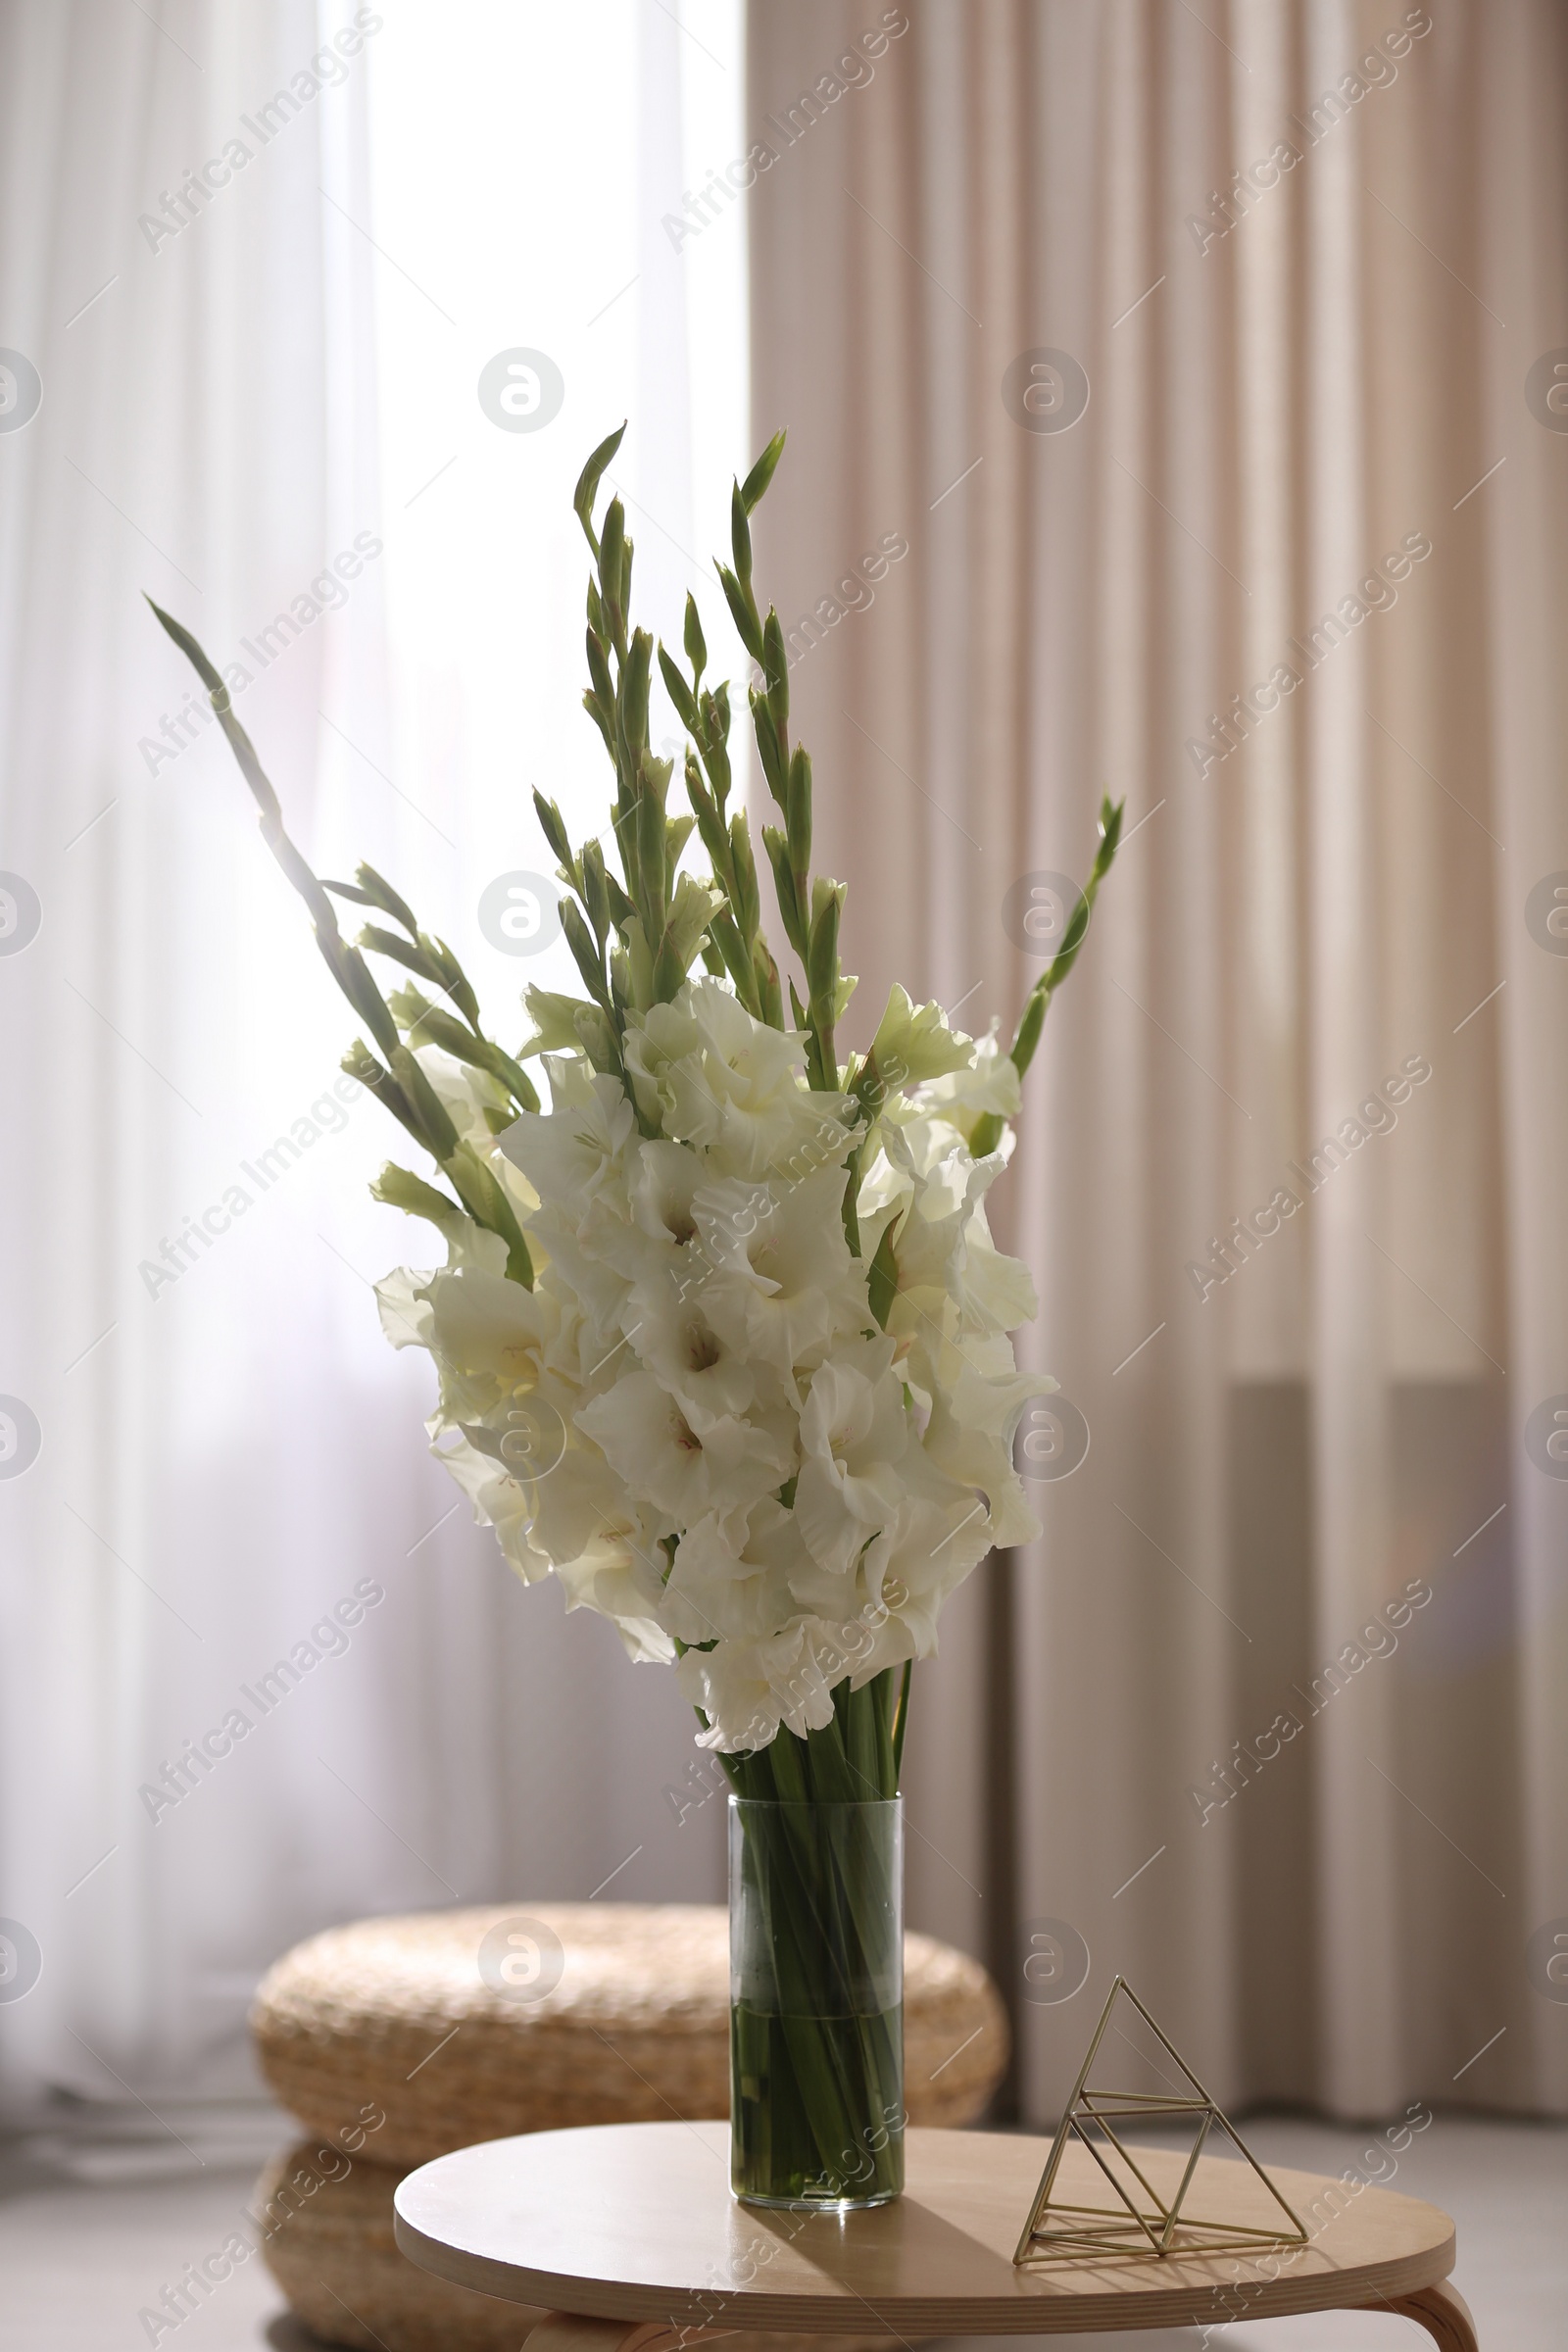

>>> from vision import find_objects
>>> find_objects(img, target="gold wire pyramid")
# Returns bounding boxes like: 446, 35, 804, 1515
1012, 1976, 1309, 2265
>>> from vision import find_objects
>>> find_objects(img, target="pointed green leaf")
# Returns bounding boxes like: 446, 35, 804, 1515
715, 563, 763, 662
867, 1221, 900, 1329
762, 610, 789, 725
355, 861, 419, 938
658, 643, 701, 736
740, 428, 786, 514
683, 591, 707, 679
561, 898, 611, 1006
730, 479, 753, 582
573, 421, 626, 554
390, 1041, 460, 1157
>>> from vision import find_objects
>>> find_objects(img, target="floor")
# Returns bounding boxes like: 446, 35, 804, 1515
0, 2108, 1561, 2351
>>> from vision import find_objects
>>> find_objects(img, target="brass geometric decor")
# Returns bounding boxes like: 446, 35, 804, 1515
1012, 1975, 1310, 2265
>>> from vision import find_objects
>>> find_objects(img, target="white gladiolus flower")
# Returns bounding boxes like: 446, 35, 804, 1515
625, 977, 857, 1179
553, 1504, 677, 1666
676, 1620, 845, 1752
914, 1026, 1022, 1146
866, 983, 975, 1085
372, 972, 1066, 1753
866, 1486, 994, 1651
696, 1162, 866, 1390
627, 1262, 766, 1423
661, 1502, 803, 1645
429, 1429, 555, 1583
416, 1044, 513, 1152
793, 1337, 909, 1577
576, 1368, 794, 1538
499, 1056, 636, 1225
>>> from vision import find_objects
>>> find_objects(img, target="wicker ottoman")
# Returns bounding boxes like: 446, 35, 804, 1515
251, 1901, 1007, 2352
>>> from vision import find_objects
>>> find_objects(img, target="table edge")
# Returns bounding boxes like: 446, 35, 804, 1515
391, 2210, 1456, 2332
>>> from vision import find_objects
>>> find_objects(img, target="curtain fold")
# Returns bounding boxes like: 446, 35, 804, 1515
0, 0, 747, 2125
747, 0, 1568, 2122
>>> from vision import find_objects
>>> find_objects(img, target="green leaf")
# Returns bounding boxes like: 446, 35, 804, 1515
683, 591, 707, 679
730, 478, 753, 583
359, 924, 439, 984
756, 941, 784, 1030
355, 861, 419, 938
573, 421, 626, 555
561, 899, 611, 1007
618, 530, 634, 629
390, 1042, 460, 1158
637, 773, 666, 925
341, 1040, 418, 1140
807, 876, 843, 1006
729, 812, 760, 939
620, 628, 652, 758
586, 627, 614, 709
600, 498, 626, 639
317, 937, 401, 1061
1006, 791, 1127, 1081
750, 691, 787, 804
709, 905, 758, 1004
684, 756, 728, 868
385, 981, 437, 1032
489, 1046, 540, 1113
715, 563, 763, 662
658, 643, 701, 736
532, 791, 575, 876
144, 595, 222, 693
761, 825, 804, 955
762, 611, 789, 728
446, 1141, 533, 1288
401, 1002, 539, 1112
581, 837, 611, 946
427, 934, 482, 1030
740, 428, 786, 514
785, 745, 811, 871
867, 1220, 899, 1329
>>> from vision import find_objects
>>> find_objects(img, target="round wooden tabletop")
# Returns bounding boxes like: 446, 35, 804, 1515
393, 2120, 1460, 2338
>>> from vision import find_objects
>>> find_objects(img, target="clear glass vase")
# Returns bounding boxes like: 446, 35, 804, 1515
728, 1794, 905, 2208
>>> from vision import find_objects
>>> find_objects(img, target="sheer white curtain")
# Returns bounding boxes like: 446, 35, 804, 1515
0, 0, 747, 2127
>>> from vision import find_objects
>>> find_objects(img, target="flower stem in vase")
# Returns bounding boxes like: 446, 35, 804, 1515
724, 1673, 905, 2208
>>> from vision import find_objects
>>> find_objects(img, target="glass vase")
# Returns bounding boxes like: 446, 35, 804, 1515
728, 1794, 904, 2208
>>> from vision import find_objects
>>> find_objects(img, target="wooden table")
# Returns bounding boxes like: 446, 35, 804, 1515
394, 2120, 1477, 2351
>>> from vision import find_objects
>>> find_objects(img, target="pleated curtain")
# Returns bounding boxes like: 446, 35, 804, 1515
747, 0, 1568, 2122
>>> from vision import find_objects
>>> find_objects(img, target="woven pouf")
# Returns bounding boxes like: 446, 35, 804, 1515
254, 2138, 538, 2352
251, 1902, 1007, 2352
253, 1901, 1006, 2163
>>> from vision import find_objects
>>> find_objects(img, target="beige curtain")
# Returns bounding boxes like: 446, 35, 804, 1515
748, 0, 1568, 2122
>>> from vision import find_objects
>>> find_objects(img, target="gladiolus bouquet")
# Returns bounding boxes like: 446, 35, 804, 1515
151, 424, 1119, 1792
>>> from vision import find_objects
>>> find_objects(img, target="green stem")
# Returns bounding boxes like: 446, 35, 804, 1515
970, 793, 1125, 1160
